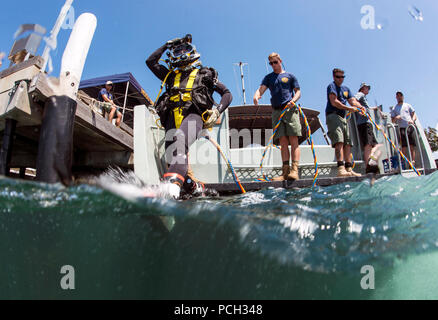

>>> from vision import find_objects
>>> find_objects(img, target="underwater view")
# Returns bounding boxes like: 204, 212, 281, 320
0, 170, 438, 300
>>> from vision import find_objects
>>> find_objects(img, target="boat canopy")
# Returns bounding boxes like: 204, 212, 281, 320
79, 73, 153, 127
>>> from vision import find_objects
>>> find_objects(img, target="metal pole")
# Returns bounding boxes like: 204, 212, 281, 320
387, 123, 402, 173
351, 114, 363, 161
122, 81, 130, 122
41, 0, 74, 73
412, 123, 426, 172
318, 118, 331, 145
240, 62, 246, 105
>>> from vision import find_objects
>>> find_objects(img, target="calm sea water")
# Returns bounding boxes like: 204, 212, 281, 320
1, 171, 438, 299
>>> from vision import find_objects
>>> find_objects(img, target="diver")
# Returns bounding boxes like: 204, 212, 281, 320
146, 34, 232, 199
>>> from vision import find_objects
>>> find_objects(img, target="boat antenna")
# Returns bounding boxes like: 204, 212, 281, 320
234, 62, 248, 105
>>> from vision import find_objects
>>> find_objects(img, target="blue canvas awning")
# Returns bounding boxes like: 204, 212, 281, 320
79, 72, 153, 127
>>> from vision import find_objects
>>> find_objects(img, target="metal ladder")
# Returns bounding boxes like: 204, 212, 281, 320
385, 123, 425, 177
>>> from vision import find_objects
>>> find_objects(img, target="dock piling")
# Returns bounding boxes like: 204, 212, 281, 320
0, 118, 17, 176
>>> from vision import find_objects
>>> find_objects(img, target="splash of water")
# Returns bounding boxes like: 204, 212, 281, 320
96, 167, 179, 200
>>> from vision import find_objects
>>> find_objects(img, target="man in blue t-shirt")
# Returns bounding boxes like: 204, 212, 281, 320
98, 81, 122, 127
325, 68, 364, 177
253, 52, 302, 181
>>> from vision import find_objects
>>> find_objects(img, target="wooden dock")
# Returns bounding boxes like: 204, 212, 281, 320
0, 56, 138, 179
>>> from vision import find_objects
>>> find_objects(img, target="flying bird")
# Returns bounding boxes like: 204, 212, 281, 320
408, 5, 424, 21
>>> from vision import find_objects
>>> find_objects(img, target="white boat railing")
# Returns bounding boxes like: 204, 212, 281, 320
402, 123, 425, 174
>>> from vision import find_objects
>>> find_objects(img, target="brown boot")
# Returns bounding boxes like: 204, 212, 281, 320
337, 165, 352, 177
346, 166, 362, 177
273, 164, 290, 181
287, 161, 300, 181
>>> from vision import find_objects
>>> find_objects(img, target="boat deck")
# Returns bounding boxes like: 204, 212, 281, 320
206, 169, 438, 195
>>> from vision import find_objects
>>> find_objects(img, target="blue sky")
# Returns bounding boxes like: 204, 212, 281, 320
0, 0, 437, 130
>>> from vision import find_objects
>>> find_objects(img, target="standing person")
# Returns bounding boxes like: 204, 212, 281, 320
391, 91, 418, 165
98, 81, 123, 127
253, 53, 302, 181
354, 83, 382, 173
146, 35, 232, 199
325, 68, 364, 177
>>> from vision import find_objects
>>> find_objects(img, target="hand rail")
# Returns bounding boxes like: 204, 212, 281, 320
386, 123, 402, 173
404, 123, 425, 173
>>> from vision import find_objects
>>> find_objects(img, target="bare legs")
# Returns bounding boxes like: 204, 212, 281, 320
109, 107, 122, 127
364, 144, 382, 164
402, 146, 416, 164
279, 136, 300, 163
334, 142, 352, 163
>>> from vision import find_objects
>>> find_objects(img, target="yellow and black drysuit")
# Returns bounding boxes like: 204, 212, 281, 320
146, 43, 232, 190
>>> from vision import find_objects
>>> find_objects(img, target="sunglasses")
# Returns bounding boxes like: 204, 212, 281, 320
335, 75, 346, 79
269, 61, 279, 66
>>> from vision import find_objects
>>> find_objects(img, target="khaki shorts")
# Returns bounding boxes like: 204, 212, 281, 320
100, 102, 120, 114
272, 107, 302, 144
326, 113, 352, 147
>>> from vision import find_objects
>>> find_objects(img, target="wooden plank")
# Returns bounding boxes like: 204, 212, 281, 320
73, 151, 134, 168
31, 76, 133, 151
120, 122, 133, 136
0, 56, 44, 79
73, 121, 126, 152
29, 72, 53, 101
75, 100, 133, 151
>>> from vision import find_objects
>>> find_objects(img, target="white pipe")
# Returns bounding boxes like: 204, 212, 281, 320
41, 0, 74, 73
122, 81, 130, 121
59, 13, 97, 99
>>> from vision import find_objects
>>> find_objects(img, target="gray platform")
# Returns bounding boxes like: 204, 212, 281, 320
206, 169, 438, 196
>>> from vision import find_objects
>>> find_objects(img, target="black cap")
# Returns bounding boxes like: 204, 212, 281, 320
396, 91, 404, 96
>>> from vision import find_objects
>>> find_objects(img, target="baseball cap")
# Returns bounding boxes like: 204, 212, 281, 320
396, 91, 404, 96
359, 83, 371, 91
106, 81, 113, 86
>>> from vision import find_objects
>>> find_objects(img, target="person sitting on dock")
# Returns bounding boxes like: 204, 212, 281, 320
146, 34, 233, 199
326, 68, 364, 177
98, 81, 122, 127
253, 53, 302, 181
354, 83, 382, 174
391, 91, 418, 167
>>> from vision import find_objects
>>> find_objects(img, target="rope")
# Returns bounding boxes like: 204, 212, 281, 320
204, 136, 246, 194
0, 87, 15, 96
258, 102, 319, 187
353, 107, 421, 176
297, 104, 319, 187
